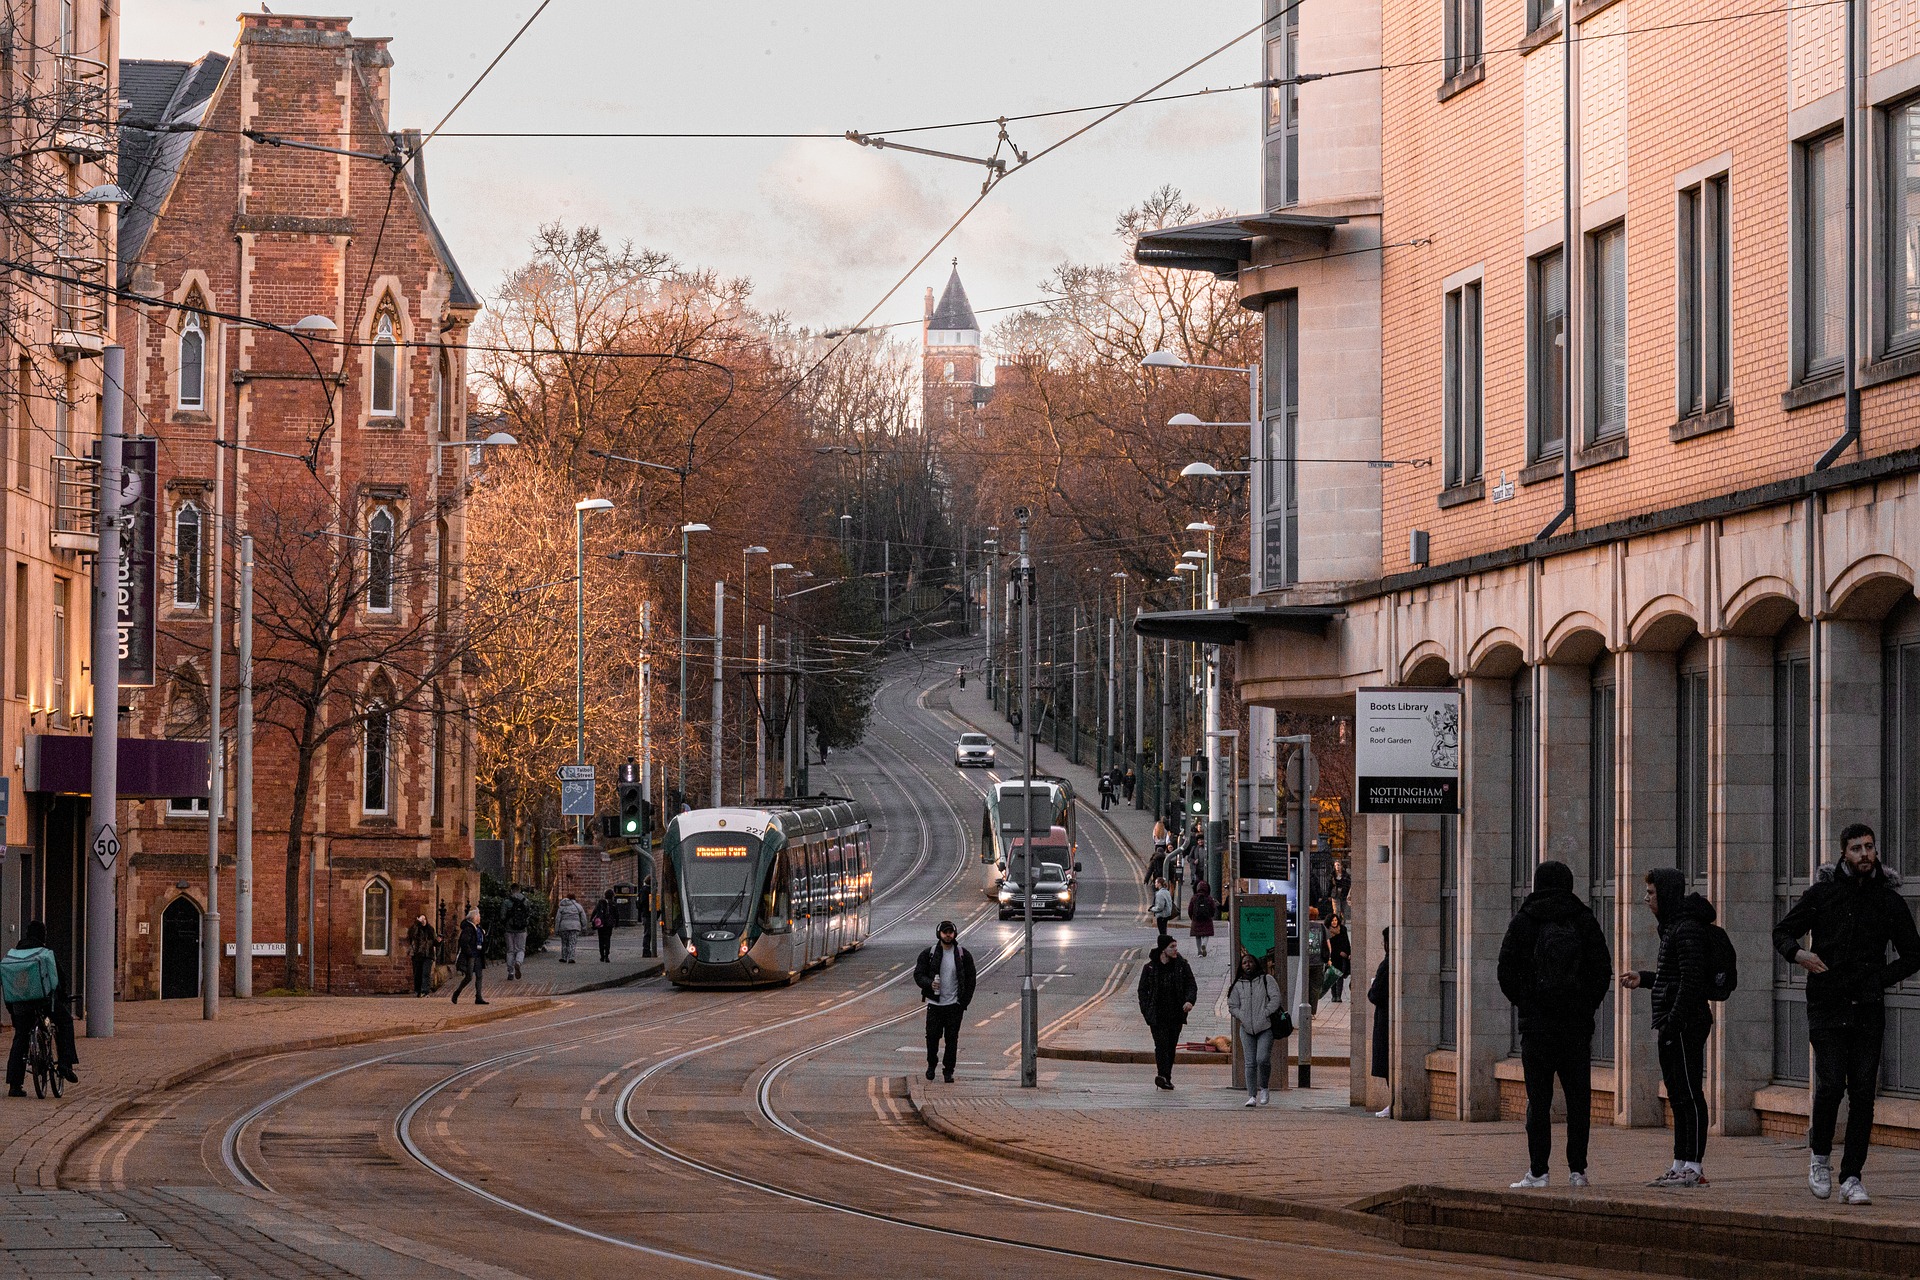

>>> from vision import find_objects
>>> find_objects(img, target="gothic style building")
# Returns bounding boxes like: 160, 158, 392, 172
921, 263, 986, 434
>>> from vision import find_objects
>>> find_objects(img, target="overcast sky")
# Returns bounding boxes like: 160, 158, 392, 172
123, 2, 1256, 333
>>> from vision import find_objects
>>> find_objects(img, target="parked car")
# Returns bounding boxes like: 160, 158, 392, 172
954, 732, 996, 768
998, 859, 1081, 921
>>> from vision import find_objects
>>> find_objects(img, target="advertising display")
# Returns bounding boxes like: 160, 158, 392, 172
119, 437, 158, 687
1355, 686, 1461, 813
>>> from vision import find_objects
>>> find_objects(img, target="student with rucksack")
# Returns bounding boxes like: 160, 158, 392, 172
1620, 867, 1734, 1189
1497, 860, 1612, 1188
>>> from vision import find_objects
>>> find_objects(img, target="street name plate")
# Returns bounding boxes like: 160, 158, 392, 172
558, 764, 596, 781
560, 778, 595, 817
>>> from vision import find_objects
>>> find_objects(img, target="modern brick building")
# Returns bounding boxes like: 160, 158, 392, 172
111, 13, 481, 998
1141, 0, 1920, 1145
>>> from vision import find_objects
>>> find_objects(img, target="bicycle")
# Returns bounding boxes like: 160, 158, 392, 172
25, 1008, 60, 1099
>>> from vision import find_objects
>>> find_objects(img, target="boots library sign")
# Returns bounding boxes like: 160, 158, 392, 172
1355, 687, 1460, 814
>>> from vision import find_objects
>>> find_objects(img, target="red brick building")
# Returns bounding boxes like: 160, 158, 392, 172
111, 13, 481, 997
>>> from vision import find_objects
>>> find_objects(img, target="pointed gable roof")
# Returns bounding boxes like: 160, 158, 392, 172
928, 263, 979, 334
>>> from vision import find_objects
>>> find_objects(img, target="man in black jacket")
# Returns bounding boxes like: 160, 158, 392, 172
1620, 867, 1714, 1188
913, 921, 976, 1082
1774, 822, 1920, 1206
1137, 935, 1198, 1090
1498, 860, 1611, 1188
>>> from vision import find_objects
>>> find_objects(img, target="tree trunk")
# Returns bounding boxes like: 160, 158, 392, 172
282, 704, 321, 989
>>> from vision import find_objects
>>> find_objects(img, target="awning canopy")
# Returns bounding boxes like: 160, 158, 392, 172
1132, 212, 1348, 279
1132, 605, 1341, 644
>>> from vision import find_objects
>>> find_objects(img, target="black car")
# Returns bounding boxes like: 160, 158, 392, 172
998, 860, 1081, 921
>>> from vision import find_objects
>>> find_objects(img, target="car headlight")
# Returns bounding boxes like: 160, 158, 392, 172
998, 889, 1013, 902
1059, 889, 1072, 901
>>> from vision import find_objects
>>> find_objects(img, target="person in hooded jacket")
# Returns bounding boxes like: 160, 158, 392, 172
1498, 860, 1612, 1188
1620, 867, 1714, 1188
1138, 935, 1198, 1090
1187, 880, 1217, 957
1773, 822, 1920, 1206
1227, 952, 1284, 1106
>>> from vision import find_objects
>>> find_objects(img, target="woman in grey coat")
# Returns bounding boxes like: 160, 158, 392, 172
554, 894, 588, 963
1227, 952, 1286, 1106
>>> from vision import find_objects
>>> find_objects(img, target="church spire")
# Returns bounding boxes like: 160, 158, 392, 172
927, 259, 979, 335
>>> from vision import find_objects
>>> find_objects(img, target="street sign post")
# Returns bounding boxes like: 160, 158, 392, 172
559, 764, 596, 819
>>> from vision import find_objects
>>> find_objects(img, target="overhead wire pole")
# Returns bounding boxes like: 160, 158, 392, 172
1016, 507, 1038, 1088
711, 580, 725, 807
86, 346, 126, 1036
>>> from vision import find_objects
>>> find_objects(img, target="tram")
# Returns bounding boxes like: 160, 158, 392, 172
661, 798, 873, 987
979, 776, 1077, 897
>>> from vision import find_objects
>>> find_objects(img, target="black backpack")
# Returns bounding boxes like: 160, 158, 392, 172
504, 895, 531, 931
1702, 922, 1739, 1002
1531, 916, 1586, 1002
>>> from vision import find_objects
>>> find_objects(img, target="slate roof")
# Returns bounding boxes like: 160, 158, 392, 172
117, 55, 228, 284
928, 264, 979, 333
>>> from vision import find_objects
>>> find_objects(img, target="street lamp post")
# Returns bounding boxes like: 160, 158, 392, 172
1187, 520, 1222, 889
575, 499, 615, 843
678, 522, 712, 808
1015, 507, 1038, 1089
983, 533, 998, 701
740, 546, 768, 801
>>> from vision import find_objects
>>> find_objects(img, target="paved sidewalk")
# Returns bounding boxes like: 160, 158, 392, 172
500, 920, 662, 996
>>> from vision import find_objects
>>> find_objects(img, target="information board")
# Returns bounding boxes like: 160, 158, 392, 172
1355, 686, 1461, 813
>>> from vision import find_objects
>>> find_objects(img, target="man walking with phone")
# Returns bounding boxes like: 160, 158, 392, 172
914, 921, 976, 1083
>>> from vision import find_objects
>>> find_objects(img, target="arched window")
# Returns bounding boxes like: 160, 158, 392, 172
178, 313, 205, 410
362, 878, 391, 954
367, 506, 394, 613
371, 311, 398, 415
174, 501, 202, 607
165, 665, 210, 817
363, 691, 391, 815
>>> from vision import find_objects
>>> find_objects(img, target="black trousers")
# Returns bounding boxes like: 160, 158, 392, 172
1150, 1020, 1183, 1081
1811, 1013, 1885, 1181
1519, 1025, 1593, 1176
1657, 1018, 1711, 1163
411, 954, 433, 995
451, 966, 484, 1002
598, 927, 614, 962
925, 1003, 964, 1078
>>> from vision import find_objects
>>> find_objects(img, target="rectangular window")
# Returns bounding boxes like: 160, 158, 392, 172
168, 794, 209, 817
14, 356, 30, 492
1586, 223, 1627, 442
363, 702, 390, 815
1883, 98, 1920, 354
362, 880, 390, 955
1529, 0, 1561, 32
1677, 174, 1732, 415
1262, 7, 1300, 209
10, 564, 24, 699
1800, 130, 1847, 379
1676, 668, 1709, 885
1878, 634, 1920, 1094
1438, 816, 1459, 1050
1529, 248, 1566, 459
1262, 294, 1299, 590
51, 577, 68, 725
1444, 0, 1482, 80
1773, 649, 1812, 1084
1589, 669, 1617, 1063
1444, 279, 1484, 487
1510, 673, 1536, 1056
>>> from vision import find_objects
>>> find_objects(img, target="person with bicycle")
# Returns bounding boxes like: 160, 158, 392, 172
3, 921, 76, 1095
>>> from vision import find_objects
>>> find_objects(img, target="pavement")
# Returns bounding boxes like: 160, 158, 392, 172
0, 937, 657, 1275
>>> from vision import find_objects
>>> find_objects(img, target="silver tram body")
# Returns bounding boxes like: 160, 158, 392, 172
660, 800, 873, 987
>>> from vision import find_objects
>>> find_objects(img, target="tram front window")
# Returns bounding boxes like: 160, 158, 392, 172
684, 835, 764, 927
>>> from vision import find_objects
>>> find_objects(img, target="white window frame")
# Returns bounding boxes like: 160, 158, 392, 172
1797, 129, 1847, 382
178, 313, 205, 410
1677, 172, 1732, 416
362, 878, 392, 955
1528, 246, 1567, 461
173, 500, 202, 608
367, 505, 395, 614
371, 312, 398, 416
363, 695, 391, 815
1444, 0, 1482, 81
1443, 276, 1485, 487
1586, 222, 1628, 443
1881, 96, 1920, 357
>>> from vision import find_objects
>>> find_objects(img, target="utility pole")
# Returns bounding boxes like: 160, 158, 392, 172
1159, 640, 1171, 821
640, 601, 652, 820
755, 624, 767, 798
235, 534, 254, 997
87, 346, 126, 1035
1070, 604, 1080, 766
1016, 507, 1037, 1088
882, 539, 891, 629
711, 580, 724, 807
1134, 610, 1146, 810
795, 635, 809, 795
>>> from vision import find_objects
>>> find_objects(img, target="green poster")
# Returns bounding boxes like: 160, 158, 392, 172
1238, 905, 1276, 959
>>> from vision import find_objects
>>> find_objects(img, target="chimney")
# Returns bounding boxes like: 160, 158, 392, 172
353, 37, 394, 129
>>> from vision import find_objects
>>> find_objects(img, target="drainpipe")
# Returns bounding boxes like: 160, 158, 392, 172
1815, 0, 1861, 472
1808, 495, 1823, 878
1537, 1, 1578, 539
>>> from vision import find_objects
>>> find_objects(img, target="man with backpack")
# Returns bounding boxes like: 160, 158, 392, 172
1773, 822, 1920, 1206
2, 922, 76, 1093
1497, 860, 1612, 1188
1620, 867, 1736, 1189
502, 884, 532, 981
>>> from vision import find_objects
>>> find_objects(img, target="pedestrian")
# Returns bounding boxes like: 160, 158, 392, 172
1497, 860, 1612, 1189
1098, 774, 1113, 811
912, 920, 976, 1082
1150, 877, 1174, 936
1187, 879, 1217, 957
1151, 817, 1169, 861
1326, 914, 1352, 1003
1620, 867, 1715, 1188
1304, 908, 1329, 1013
449, 907, 489, 1005
2, 921, 77, 1093
502, 883, 532, 980
639, 869, 658, 958
1333, 860, 1352, 918
1122, 766, 1136, 804
1369, 927, 1390, 1117
594, 890, 616, 963
408, 912, 438, 996
957, 665, 966, 690
1773, 822, 1920, 1206
1138, 935, 1197, 1090
1227, 951, 1285, 1106
554, 892, 587, 964
1145, 846, 1167, 886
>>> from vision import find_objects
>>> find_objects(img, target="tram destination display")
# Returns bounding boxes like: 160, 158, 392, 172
1355, 687, 1461, 814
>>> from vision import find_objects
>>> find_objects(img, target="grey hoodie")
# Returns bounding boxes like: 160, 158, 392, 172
555, 898, 587, 933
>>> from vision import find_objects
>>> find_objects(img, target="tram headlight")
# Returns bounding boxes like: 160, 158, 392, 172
739, 936, 752, 957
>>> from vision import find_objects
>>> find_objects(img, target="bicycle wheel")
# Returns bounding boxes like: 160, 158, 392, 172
28, 1028, 49, 1099
44, 1029, 61, 1099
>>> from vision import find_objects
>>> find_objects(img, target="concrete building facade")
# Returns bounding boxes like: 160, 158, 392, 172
1142, 0, 1920, 1144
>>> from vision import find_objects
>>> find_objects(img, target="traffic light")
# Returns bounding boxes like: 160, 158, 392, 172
1187, 750, 1209, 816
619, 780, 647, 840
599, 813, 619, 841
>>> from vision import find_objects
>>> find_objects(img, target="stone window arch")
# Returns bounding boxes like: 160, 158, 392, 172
362, 877, 391, 955
370, 305, 400, 416
363, 676, 394, 816
366, 505, 395, 613
178, 308, 205, 410
173, 500, 202, 607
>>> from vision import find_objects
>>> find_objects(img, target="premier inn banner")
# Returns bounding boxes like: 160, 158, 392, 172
119, 437, 158, 688
1355, 687, 1461, 814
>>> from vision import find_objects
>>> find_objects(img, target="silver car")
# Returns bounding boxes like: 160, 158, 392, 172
954, 732, 996, 768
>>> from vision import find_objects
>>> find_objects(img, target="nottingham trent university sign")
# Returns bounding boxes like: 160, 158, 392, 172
1355, 687, 1461, 814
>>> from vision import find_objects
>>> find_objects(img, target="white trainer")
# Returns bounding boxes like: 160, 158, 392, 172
1373, 1105, 1391, 1118
1569, 1172, 1590, 1189
1509, 1171, 1548, 1189
1839, 1177, 1872, 1206
1257, 1089, 1270, 1106
1244, 1095, 1259, 1107
1808, 1159, 1832, 1200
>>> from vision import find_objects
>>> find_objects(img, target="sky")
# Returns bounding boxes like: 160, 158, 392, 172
121, 1, 1257, 335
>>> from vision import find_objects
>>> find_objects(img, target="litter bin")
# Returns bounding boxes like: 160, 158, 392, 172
610, 884, 639, 927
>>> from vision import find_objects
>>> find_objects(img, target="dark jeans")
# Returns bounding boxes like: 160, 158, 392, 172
1657, 1018, 1711, 1163
451, 966, 484, 1003
1150, 1020, 1183, 1081
1810, 1014, 1885, 1181
6, 998, 75, 1089
598, 927, 614, 962
411, 954, 434, 995
1520, 1024, 1593, 1176
925, 1002, 963, 1078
